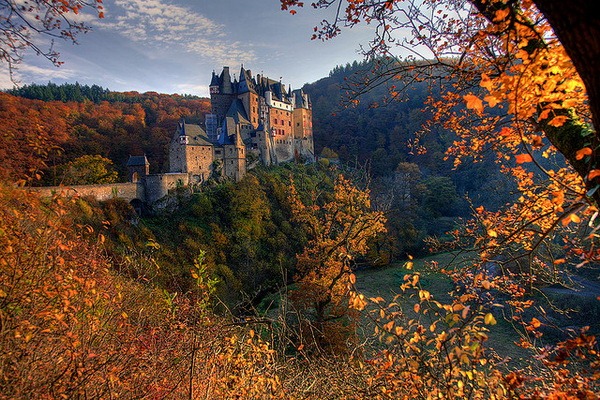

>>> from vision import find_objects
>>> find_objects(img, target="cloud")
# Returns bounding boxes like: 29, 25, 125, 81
173, 83, 209, 97
0, 63, 78, 89
98, 0, 256, 65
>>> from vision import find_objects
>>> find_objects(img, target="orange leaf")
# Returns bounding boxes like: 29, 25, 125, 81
479, 73, 493, 90
515, 154, 533, 164
484, 94, 500, 108
576, 147, 592, 160
588, 170, 600, 180
531, 135, 543, 147
548, 115, 568, 127
493, 8, 510, 21
464, 94, 484, 114
562, 213, 581, 226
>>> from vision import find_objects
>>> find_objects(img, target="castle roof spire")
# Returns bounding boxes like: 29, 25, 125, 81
220, 66, 233, 94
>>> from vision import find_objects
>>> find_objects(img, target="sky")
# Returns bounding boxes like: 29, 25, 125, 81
0, 0, 378, 97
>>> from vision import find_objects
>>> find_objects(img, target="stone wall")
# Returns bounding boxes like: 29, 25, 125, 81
32, 182, 145, 202
143, 173, 189, 204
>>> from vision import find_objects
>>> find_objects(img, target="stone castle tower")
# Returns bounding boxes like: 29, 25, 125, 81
168, 66, 314, 183
208, 65, 314, 165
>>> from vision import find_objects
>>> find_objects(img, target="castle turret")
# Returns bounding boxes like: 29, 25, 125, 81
220, 66, 233, 94
292, 88, 314, 162
238, 66, 260, 128
209, 70, 220, 94
126, 155, 149, 182
211, 66, 237, 123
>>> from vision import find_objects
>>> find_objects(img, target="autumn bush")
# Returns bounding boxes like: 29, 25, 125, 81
0, 185, 290, 399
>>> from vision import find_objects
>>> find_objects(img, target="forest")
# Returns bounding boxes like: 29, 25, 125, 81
0, 85, 210, 184
2, 0, 600, 398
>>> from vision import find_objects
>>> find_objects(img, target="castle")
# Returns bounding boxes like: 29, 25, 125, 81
167, 66, 315, 183
36, 67, 314, 209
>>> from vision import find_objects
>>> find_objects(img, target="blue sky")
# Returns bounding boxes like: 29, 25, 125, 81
1, 0, 376, 97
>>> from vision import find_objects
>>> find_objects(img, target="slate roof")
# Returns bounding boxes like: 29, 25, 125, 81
293, 88, 310, 109
127, 155, 149, 166
219, 117, 236, 145
226, 99, 250, 125
174, 121, 213, 146
238, 66, 256, 94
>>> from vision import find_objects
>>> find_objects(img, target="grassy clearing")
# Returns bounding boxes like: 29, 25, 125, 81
355, 251, 526, 363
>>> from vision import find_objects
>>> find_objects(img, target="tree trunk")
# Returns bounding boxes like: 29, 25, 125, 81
533, 0, 600, 135
532, 0, 600, 204
471, 0, 600, 204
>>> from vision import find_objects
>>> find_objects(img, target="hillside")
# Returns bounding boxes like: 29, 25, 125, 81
0, 85, 210, 184
302, 62, 518, 257
2, 69, 599, 398
303, 61, 515, 209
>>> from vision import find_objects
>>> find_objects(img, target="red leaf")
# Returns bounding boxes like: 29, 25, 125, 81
576, 147, 592, 160
515, 154, 533, 164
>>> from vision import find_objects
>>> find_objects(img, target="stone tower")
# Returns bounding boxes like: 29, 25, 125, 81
220, 117, 246, 182
126, 155, 149, 182
169, 119, 214, 183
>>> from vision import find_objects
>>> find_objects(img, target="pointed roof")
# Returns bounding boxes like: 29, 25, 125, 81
218, 117, 236, 145
219, 66, 234, 94
127, 155, 149, 166
293, 88, 311, 109
226, 99, 250, 125
174, 119, 213, 146
210, 70, 220, 87
238, 66, 256, 94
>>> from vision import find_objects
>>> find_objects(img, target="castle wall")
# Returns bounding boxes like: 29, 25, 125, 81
184, 145, 214, 182
222, 144, 246, 182
31, 182, 145, 202
211, 93, 236, 121
293, 107, 314, 161
143, 173, 189, 204
270, 107, 294, 162
169, 140, 186, 173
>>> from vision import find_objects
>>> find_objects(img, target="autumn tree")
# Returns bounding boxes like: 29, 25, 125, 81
280, 0, 599, 300
282, 0, 600, 395
57, 154, 118, 185
280, 0, 597, 201
288, 175, 386, 353
0, 0, 104, 78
